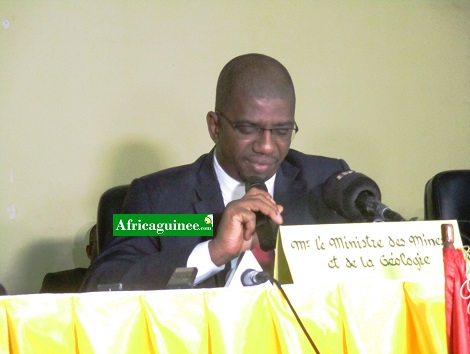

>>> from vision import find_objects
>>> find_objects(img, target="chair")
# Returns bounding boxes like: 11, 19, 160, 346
0, 283, 6, 295
97, 185, 129, 253
424, 170, 470, 246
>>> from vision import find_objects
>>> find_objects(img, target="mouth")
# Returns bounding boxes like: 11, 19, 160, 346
246, 158, 276, 174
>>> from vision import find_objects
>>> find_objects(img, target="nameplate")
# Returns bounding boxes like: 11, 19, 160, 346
274, 220, 463, 284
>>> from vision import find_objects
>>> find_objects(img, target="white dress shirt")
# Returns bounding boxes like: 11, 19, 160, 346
187, 151, 275, 284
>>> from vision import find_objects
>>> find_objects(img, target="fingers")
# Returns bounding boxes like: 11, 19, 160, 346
242, 187, 284, 225
209, 203, 257, 265
208, 189, 283, 266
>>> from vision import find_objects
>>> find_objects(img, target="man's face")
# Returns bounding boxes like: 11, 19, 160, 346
208, 90, 295, 182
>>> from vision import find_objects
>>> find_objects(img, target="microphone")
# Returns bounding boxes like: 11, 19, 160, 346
241, 269, 270, 286
245, 177, 279, 251
322, 170, 406, 222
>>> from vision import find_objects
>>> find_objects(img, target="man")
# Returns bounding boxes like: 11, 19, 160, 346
0, 283, 6, 295
81, 53, 350, 291
40, 224, 98, 293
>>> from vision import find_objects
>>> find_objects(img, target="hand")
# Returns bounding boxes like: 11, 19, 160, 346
208, 187, 283, 266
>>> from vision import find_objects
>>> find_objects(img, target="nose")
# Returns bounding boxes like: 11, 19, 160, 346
253, 129, 274, 154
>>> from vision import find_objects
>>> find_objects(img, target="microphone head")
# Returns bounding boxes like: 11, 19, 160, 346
245, 176, 268, 193
322, 170, 382, 221
241, 269, 269, 286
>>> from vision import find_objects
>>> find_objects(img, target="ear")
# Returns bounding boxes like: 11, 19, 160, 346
86, 245, 92, 260
206, 111, 220, 144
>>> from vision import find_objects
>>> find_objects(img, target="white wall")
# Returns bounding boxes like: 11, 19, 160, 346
1, 1, 469, 294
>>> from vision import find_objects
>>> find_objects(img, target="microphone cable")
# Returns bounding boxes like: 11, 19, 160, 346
269, 275, 321, 354
242, 269, 321, 354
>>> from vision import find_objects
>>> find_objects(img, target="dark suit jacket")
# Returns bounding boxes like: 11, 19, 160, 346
40, 268, 88, 293
81, 149, 349, 291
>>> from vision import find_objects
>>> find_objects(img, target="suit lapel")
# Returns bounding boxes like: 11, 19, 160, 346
190, 150, 311, 286
193, 151, 225, 230
193, 150, 310, 223
192, 151, 230, 286
274, 159, 310, 225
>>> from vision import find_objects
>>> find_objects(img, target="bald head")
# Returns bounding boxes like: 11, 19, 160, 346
215, 54, 296, 114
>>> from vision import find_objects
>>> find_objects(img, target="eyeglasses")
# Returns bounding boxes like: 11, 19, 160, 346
215, 111, 299, 142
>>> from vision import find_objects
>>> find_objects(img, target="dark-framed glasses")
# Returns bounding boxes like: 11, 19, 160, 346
216, 111, 299, 142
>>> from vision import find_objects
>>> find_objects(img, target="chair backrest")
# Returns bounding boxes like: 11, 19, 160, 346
424, 170, 470, 220
97, 185, 129, 253
424, 170, 470, 245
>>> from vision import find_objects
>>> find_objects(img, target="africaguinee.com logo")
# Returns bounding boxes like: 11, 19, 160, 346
113, 214, 213, 236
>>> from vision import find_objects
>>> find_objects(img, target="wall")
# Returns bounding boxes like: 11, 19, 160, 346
1, 1, 469, 295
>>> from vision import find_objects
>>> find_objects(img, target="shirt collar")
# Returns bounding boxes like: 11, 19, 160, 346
213, 150, 276, 206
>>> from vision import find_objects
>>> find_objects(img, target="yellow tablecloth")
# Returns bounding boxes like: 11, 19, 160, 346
0, 282, 446, 354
